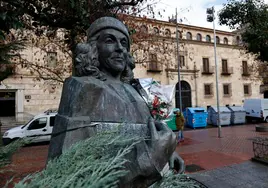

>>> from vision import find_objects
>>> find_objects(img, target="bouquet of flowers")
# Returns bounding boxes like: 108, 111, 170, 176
137, 78, 175, 121
149, 95, 171, 120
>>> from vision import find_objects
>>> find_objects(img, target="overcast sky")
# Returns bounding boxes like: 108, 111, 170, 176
152, 0, 267, 32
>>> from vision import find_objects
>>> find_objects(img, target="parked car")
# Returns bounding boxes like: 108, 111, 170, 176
243, 99, 268, 122
2, 111, 56, 145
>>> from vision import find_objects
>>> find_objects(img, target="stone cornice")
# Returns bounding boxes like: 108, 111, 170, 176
134, 36, 244, 49
124, 15, 235, 36
165, 68, 199, 73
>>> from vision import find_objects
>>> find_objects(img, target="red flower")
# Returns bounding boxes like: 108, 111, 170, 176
151, 110, 158, 115
152, 96, 160, 108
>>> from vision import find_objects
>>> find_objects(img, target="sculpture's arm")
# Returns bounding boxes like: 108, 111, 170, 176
143, 119, 185, 175
120, 118, 177, 187
169, 152, 185, 174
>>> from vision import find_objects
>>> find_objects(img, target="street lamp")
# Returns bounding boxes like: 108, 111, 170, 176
169, 8, 182, 112
206, 7, 222, 138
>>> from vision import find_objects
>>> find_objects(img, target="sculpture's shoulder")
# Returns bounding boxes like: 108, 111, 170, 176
58, 76, 150, 123
64, 76, 105, 88
63, 76, 139, 97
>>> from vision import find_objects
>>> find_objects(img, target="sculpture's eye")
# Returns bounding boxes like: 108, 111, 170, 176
121, 39, 128, 48
105, 37, 114, 44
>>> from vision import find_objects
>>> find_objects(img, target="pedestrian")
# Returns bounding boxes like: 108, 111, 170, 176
175, 110, 185, 143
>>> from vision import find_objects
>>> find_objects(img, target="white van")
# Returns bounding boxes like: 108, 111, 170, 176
243, 99, 268, 122
2, 111, 56, 145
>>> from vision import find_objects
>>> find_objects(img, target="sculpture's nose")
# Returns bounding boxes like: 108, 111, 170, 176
115, 41, 124, 52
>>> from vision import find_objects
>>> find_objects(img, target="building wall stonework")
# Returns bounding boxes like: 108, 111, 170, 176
1, 76, 62, 121
133, 18, 263, 109
1, 17, 264, 123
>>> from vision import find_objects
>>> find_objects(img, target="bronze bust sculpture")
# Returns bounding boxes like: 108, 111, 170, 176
47, 17, 184, 187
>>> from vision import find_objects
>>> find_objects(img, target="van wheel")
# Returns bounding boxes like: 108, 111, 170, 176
265, 117, 268, 123
11, 137, 19, 143
246, 117, 252, 123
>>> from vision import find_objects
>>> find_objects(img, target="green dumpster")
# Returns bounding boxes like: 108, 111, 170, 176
164, 108, 180, 131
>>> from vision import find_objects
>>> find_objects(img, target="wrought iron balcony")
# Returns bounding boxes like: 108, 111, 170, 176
147, 61, 162, 72
221, 67, 233, 75
242, 70, 251, 76
201, 66, 214, 74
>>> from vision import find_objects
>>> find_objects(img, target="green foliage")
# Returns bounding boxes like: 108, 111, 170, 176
0, 139, 26, 169
1, 0, 151, 78
219, 0, 268, 62
14, 131, 141, 188
1, 0, 147, 50
0, 1, 24, 35
0, 40, 24, 81
11, 131, 204, 188
0, 1, 26, 80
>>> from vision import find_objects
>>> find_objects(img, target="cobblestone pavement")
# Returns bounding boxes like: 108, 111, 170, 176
177, 124, 268, 172
1, 124, 268, 187
189, 161, 268, 188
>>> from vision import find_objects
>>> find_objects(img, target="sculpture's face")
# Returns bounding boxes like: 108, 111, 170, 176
97, 29, 128, 77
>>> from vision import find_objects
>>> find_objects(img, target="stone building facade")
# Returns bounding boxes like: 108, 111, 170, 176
0, 30, 70, 123
0, 17, 265, 124
132, 18, 263, 110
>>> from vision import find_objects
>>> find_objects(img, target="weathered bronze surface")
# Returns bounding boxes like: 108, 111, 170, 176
47, 17, 184, 187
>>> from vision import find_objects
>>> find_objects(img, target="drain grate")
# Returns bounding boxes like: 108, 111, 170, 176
185, 164, 205, 173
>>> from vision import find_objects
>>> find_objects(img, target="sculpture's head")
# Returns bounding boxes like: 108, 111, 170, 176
74, 17, 135, 83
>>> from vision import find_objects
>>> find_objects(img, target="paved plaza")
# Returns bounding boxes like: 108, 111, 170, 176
190, 161, 268, 188
178, 124, 268, 171
1, 123, 268, 187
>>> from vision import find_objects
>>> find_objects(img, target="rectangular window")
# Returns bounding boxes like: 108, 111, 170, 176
148, 53, 158, 70
223, 84, 231, 96
47, 52, 57, 67
180, 56, 185, 67
244, 84, 251, 95
204, 84, 213, 96
242, 61, 248, 74
203, 58, 209, 72
222, 59, 228, 73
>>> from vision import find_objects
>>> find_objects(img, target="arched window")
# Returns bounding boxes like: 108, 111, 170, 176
196, 33, 202, 41
153, 27, 159, 35
223, 37, 228, 44
164, 29, 171, 37
206, 35, 211, 42
216, 36, 220, 44
186, 32, 192, 40
140, 25, 148, 33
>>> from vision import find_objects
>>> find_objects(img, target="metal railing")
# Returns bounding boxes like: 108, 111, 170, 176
221, 67, 233, 75
201, 66, 215, 74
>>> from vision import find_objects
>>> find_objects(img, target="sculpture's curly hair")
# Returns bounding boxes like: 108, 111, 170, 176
74, 41, 135, 84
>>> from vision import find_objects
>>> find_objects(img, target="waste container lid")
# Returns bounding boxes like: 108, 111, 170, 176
187, 107, 207, 113
227, 106, 245, 112
209, 106, 231, 113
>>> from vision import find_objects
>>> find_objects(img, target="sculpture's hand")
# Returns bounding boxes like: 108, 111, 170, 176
169, 152, 185, 174
147, 117, 177, 171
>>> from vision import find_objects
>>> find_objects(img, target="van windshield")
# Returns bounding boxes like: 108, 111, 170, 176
22, 118, 34, 129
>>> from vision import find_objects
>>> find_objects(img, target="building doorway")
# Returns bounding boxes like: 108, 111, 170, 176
175, 81, 192, 110
0, 92, 16, 117
264, 91, 268, 98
